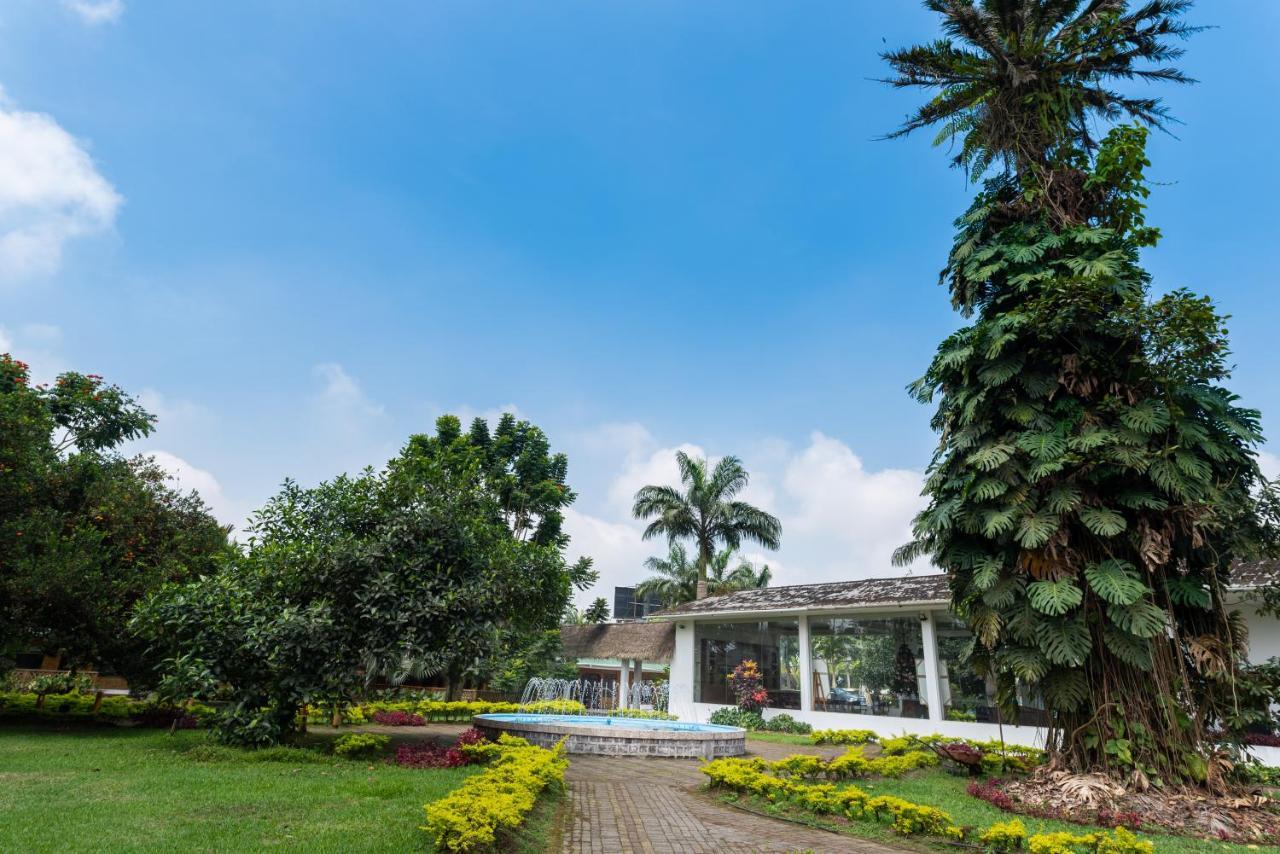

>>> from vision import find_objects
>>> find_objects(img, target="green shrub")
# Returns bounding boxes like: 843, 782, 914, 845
810, 728, 878, 745
333, 732, 390, 758
760, 713, 812, 734
708, 707, 766, 729
423, 733, 568, 851
608, 708, 678, 721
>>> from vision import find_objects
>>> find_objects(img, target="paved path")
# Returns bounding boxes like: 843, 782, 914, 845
333, 723, 903, 852
561, 740, 904, 854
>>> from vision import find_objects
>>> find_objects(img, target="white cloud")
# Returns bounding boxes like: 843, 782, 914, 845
564, 425, 930, 607
313, 362, 385, 422
63, 0, 125, 25
0, 89, 121, 282
1258, 450, 1280, 483
137, 388, 206, 434
142, 449, 243, 529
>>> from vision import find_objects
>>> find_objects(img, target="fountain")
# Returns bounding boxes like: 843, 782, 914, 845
476, 676, 744, 757
518, 676, 668, 713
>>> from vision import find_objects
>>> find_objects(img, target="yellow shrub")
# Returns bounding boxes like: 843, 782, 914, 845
980, 819, 1027, 852
422, 735, 567, 852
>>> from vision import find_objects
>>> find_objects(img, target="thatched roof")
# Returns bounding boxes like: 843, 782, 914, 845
560, 622, 675, 663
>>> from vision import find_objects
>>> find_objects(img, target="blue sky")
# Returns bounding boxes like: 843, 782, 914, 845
2, 1, 1278, 603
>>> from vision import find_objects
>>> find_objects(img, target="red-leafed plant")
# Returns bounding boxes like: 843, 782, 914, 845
372, 710, 425, 726
392, 728, 489, 769
729, 659, 768, 713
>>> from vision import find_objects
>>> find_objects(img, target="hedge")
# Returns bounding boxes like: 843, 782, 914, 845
422, 733, 567, 852
703, 758, 1152, 852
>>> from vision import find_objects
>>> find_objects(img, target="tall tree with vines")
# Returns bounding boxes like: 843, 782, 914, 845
887, 0, 1274, 787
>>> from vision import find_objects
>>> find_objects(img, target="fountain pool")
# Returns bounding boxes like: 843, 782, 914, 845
474, 713, 746, 758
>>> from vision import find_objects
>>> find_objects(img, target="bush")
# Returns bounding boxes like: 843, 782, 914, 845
708, 707, 766, 730
422, 733, 568, 852
759, 713, 812, 734
608, 708, 677, 721
333, 732, 390, 758
371, 710, 425, 726
810, 728, 877, 745
21, 672, 96, 695
980, 819, 1027, 852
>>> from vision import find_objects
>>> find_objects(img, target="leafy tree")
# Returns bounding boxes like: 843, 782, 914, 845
887, 2, 1274, 785
636, 542, 773, 607
134, 415, 593, 744
632, 451, 780, 600
0, 354, 229, 680
583, 597, 610, 624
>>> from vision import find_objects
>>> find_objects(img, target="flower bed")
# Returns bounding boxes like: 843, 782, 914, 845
421, 733, 567, 852
393, 728, 486, 769
702, 757, 1152, 851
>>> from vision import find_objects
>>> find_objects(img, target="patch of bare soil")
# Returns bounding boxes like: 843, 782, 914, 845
991, 770, 1280, 845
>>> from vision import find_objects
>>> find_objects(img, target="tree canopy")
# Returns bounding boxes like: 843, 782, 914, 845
134, 414, 593, 745
0, 354, 230, 681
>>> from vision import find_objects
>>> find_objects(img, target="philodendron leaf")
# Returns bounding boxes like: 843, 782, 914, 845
1079, 506, 1126, 537
1028, 579, 1083, 616
1083, 559, 1148, 606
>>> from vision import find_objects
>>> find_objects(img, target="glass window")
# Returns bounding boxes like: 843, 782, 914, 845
809, 615, 927, 718
933, 612, 1047, 726
694, 620, 800, 709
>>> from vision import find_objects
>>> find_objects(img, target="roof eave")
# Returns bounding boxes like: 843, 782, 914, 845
649, 597, 950, 622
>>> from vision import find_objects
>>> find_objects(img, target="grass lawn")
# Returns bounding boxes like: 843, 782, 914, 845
719, 767, 1270, 854
0, 725, 480, 852
745, 731, 815, 746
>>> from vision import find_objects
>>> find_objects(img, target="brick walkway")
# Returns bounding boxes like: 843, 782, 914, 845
561, 741, 905, 854
346, 723, 903, 852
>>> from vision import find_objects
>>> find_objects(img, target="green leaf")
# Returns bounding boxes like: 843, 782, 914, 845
970, 556, 1003, 592
1120, 399, 1171, 434
1107, 601, 1167, 639
978, 357, 1025, 387
1165, 576, 1211, 609
1044, 484, 1082, 514
1016, 511, 1060, 548
1103, 625, 1153, 670
1068, 428, 1115, 452
967, 444, 1015, 472
1028, 579, 1083, 616
1038, 616, 1092, 666
1083, 559, 1148, 606
981, 507, 1018, 537
969, 478, 1009, 501
998, 647, 1049, 681
1079, 506, 1126, 537
1040, 668, 1088, 711
1017, 432, 1067, 461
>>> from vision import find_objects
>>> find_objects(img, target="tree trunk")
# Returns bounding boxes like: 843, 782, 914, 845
696, 544, 709, 600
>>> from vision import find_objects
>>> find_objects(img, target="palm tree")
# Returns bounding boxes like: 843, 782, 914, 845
636, 544, 774, 607
882, 1, 1198, 188
632, 452, 781, 600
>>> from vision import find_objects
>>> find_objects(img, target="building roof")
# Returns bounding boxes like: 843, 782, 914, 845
654, 560, 1280, 619
1230, 559, 1280, 590
559, 621, 675, 663
653, 574, 950, 618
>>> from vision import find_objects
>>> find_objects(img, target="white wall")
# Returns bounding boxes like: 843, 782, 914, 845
668, 621, 696, 721
1243, 603, 1280, 664
662, 603, 1280, 766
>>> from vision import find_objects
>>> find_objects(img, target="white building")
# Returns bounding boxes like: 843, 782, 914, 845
650, 562, 1280, 762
